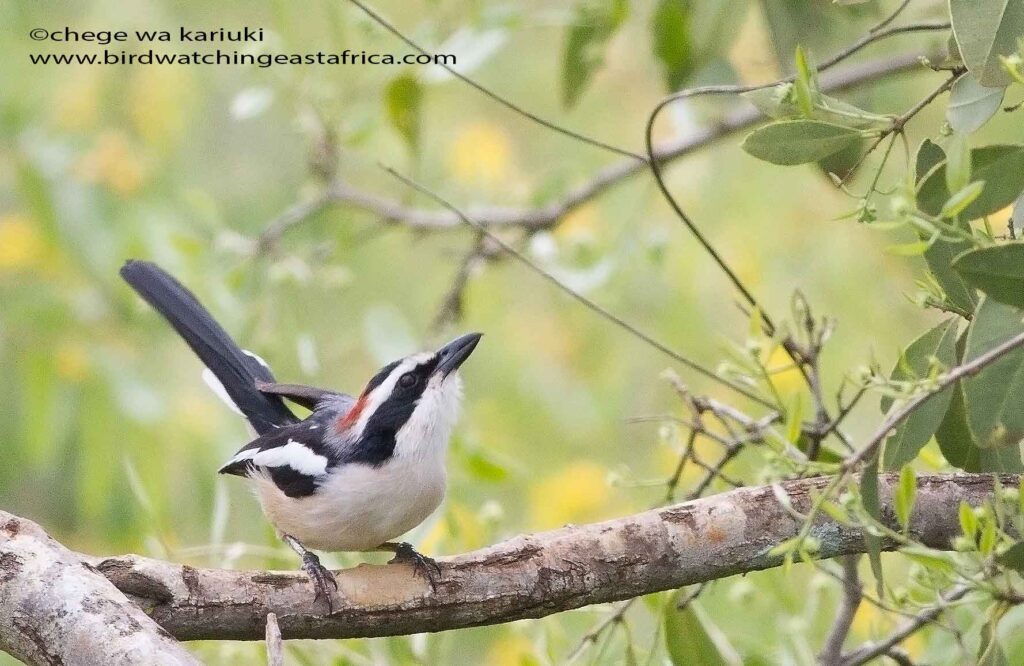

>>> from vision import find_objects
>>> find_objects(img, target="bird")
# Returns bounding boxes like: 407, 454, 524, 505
119, 260, 481, 611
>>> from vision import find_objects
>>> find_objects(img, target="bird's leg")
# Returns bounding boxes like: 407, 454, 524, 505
283, 534, 338, 613
378, 542, 442, 591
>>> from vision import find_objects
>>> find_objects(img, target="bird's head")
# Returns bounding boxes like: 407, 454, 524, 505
336, 332, 482, 462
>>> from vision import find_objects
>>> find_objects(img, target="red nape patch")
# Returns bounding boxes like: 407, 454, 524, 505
337, 395, 368, 431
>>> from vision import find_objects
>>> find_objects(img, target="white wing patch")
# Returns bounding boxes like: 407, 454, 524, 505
201, 349, 271, 416
245, 440, 329, 476
243, 349, 271, 369
202, 367, 244, 415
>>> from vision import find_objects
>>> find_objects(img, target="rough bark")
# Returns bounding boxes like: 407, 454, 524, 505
74, 473, 1011, 641
0, 512, 198, 665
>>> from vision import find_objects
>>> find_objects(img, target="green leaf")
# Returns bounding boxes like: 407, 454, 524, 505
924, 227, 978, 316
902, 547, 957, 574
959, 500, 979, 538
885, 239, 933, 257
861, 455, 884, 595
940, 181, 986, 219
758, 0, 861, 72
915, 139, 945, 184
384, 74, 422, 152
997, 541, 1024, 571
1015, 189, 1024, 235
894, 465, 917, 530
961, 297, 1024, 466
651, 0, 695, 91
937, 380, 981, 470
953, 244, 1024, 309
785, 393, 803, 444
978, 618, 1010, 666
980, 514, 997, 555
881, 319, 959, 470
947, 75, 1006, 133
562, 0, 629, 108
741, 120, 862, 166
663, 592, 726, 666
946, 133, 971, 194
464, 449, 510, 482
793, 46, 815, 117
742, 85, 886, 129
650, 0, 748, 92
917, 145, 1024, 220
937, 377, 1023, 471
950, 0, 1024, 87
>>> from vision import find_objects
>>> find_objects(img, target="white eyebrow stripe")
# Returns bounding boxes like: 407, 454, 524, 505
249, 440, 329, 476
353, 357, 422, 434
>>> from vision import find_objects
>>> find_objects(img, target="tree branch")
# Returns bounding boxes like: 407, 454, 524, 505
21, 473, 1007, 643
819, 555, 863, 665
257, 52, 929, 246
0, 512, 198, 665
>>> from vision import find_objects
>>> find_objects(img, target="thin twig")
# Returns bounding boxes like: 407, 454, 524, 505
666, 429, 699, 504
813, 560, 961, 631
840, 586, 971, 666
265, 612, 283, 666
256, 52, 931, 247
345, 0, 644, 162
380, 165, 775, 407
844, 329, 1024, 471
819, 555, 863, 665
838, 71, 963, 186
257, 194, 332, 254
818, 385, 868, 444
642, 21, 947, 325
687, 446, 745, 500
565, 600, 635, 663
432, 231, 487, 331
870, 0, 914, 33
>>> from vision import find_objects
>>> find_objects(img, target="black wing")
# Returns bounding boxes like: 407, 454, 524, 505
121, 260, 297, 434
256, 381, 349, 411
218, 406, 350, 498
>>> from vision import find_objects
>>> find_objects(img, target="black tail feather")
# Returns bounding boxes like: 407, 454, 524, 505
120, 260, 297, 434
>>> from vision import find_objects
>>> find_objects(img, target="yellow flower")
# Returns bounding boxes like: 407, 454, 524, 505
765, 344, 803, 397
76, 131, 147, 196
0, 215, 46, 271
851, 602, 925, 659
554, 204, 600, 241
529, 461, 609, 529
175, 392, 221, 436
417, 501, 486, 553
55, 342, 90, 382
52, 70, 102, 132
990, 203, 1015, 227
448, 122, 513, 187
129, 66, 194, 147
728, 5, 781, 84
485, 633, 538, 666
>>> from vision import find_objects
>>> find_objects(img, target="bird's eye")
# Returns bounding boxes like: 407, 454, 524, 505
399, 373, 418, 388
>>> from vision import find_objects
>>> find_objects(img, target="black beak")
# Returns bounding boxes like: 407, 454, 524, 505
435, 332, 482, 377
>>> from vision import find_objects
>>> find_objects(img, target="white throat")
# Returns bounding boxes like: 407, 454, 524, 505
393, 373, 464, 463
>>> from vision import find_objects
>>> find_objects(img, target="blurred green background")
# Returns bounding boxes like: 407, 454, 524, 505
3, 0, 1024, 663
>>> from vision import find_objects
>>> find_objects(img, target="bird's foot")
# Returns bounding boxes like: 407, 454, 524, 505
388, 542, 442, 591
301, 551, 339, 613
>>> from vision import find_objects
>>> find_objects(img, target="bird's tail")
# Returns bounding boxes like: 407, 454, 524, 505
120, 260, 297, 434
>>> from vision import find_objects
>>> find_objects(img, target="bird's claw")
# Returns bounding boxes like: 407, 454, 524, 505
301, 551, 338, 613
388, 542, 442, 591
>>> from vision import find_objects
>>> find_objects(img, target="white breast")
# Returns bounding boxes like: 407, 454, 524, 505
251, 372, 464, 552
251, 456, 447, 552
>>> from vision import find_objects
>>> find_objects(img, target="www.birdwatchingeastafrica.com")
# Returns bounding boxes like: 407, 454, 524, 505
29, 48, 455, 67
